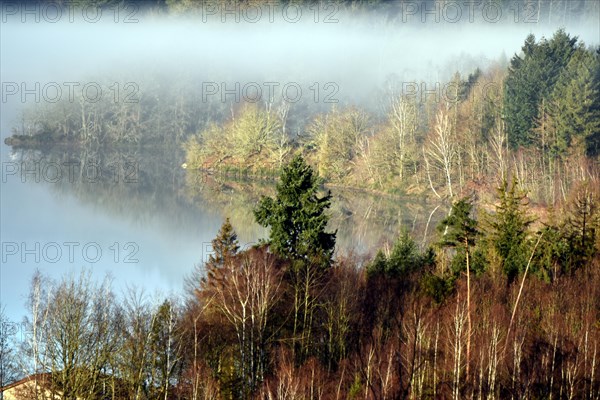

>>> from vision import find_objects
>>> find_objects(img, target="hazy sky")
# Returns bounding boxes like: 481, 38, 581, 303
1, 5, 598, 120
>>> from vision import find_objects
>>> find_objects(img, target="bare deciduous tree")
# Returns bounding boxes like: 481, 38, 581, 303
424, 106, 456, 198
204, 247, 284, 396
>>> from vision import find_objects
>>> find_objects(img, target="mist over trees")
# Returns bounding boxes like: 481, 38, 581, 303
11, 27, 597, 205
183, 29, 599, 206
40, 0, 600, 27
3, 1, 600, 399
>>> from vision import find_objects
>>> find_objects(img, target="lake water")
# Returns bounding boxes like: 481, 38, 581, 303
0, 124, 444, 324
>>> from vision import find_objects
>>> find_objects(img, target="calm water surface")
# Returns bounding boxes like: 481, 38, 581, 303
0, 138, 444, 324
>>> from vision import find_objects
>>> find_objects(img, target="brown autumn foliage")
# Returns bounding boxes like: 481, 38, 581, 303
175, 243, 600, 400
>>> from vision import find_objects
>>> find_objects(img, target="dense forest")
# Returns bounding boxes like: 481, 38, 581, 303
1, 153, 599, 399
2, 0, 600, 399
184, 29, 600, 205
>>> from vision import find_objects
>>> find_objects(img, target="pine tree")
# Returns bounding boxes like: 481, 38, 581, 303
254, 154, 336, 266
366, 250, 388, 277
487, 177, 534, 282
387, 231, 425, 275
504, 34, 542, 148
207, 218, 240, 269
565, 185, 599, 270
366, 231, 429, 278
533, 222, 573, 282
149, 300, 180, 399
437, 196, 479, 382
438, 197, 479, 276
589, 46, 600, 156
254, 155, 336, 361
549, 46, 600, 157
504, 30, 577, 148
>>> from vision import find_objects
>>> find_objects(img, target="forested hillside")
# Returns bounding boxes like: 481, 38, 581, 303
2, 1, 600, 399
184, 30, 599, 205
2, 155, 599, 399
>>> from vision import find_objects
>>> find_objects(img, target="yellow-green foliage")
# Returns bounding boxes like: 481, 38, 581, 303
305, 107, 370, 182
185, 104, 284, 172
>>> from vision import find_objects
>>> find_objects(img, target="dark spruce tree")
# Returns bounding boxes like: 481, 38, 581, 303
207, 218, 240, 269
184, 218, 240, 296
254, 155, 336, 361
203, 218, 240, 282
437, 197, 481, 380
487, 177, 534, 282
504, 34, 541, 148
366, 231, 431, 278
591, 45, 600, 156
503, 30, 577, 148
565, 185, 599, 271
437, 197, 481, 276
254, 155, 336, 266
549, 45, 600, 157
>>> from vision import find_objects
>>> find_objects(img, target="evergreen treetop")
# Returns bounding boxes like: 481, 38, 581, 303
207, 218, 240, 274
254, 155, 336, 266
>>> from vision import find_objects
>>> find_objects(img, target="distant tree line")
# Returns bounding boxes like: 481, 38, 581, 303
8, 28, 599, 204
6, 75, 231, 147
185, 30, 599, 205
35, 0, 600, 26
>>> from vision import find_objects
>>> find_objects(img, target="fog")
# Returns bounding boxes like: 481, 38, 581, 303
2, 4, 599, 122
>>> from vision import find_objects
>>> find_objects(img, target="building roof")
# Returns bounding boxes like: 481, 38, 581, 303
1, 373, 52, 392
